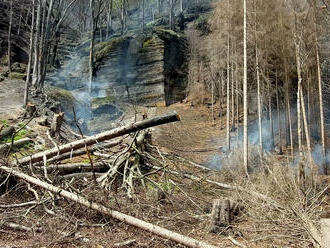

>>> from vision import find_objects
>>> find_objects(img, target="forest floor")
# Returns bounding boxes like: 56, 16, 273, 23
0, 78, 25, 120
0, 81, 238, 248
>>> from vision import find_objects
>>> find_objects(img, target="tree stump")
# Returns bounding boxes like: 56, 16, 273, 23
208, 199, 239, 234
26, 103, 37, 117
50, 112, 64, 138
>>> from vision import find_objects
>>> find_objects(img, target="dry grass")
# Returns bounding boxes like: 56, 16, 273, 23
221, 156, 329, 248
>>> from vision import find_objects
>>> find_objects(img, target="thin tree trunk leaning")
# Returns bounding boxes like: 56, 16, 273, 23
0, 165, 217, 248
25, 0, 36, 107
15, 112, 180, 165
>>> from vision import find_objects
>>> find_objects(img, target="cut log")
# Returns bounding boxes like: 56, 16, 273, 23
35, 139, 122, 166
15, 111, 180, 166
0, 138, 32, 153
0, 126, 15, 139
50, 112, 64, 137
0, 165, 217, 248
46, 162, 110, 174
208, 199, 239, 233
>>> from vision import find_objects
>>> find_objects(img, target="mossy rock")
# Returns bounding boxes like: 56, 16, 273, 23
91, 96, 116, 109
143, 36, 156, 48
0, 55, 8, 66
94, 37, 126, 62
10, 72, 26, 80
45, 86, 77, 110
11, 62, 27, 73
154, 28, 186, 39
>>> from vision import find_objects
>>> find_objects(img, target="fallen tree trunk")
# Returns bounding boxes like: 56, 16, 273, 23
0, 165, 217, 248
34, 139, 122, 166
46, 161, 111, 174
15, 112, 180, 166
0, 138, 32, 152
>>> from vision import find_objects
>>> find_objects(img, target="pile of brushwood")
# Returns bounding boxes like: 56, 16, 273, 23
0, 108, 329, 248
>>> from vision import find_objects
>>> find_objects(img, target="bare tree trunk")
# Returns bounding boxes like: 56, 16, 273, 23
142, 0, 145, 32
231, 40, 235, 131
235, 47, 239, 139
25, 0, 36, 107
89, 0, 96, 93
211, 80, 214, 122
8, 0, 13, 79
276, 71, 282, 154
307, 70, 311, 137
299, 87, 314, 178
315, 31, 327, 175
285, 60, 294, 159
243, 0, 248, 175
220, 71, 224, 129
32, 0, 41, 88
169, 0, 174, 30
255, 0, 263, 158
226, 0, 231, 150
268, 73, 274, 150
295, 41, 305, 183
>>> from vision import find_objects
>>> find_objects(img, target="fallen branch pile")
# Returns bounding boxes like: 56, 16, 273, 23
0, 111, 223, 247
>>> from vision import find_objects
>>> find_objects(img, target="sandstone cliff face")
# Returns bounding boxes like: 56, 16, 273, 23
92, 29, 188, 107
46, 28, 188, 133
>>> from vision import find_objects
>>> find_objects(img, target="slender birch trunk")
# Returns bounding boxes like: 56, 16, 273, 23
24, 0, 36, 107
255, 0, 263, 158
32, 0, 41, 88
235, 47, 239, 139
295, 41, 305, 183
220, 71, 224, 129
226, 0, 231, 150
315, 26, 327, 175
89, 0, 96, 92
268, 74, 274, 150
276, 71, 282, 154
243, 0, 248, 175
8, 0, 13, 79
299, 87, 314, 179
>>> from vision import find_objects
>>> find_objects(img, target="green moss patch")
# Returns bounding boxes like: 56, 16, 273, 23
94, 37, 126, 62
91, 96, 116, 109
10, 72, 26, 80
45, 86, 77, 110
